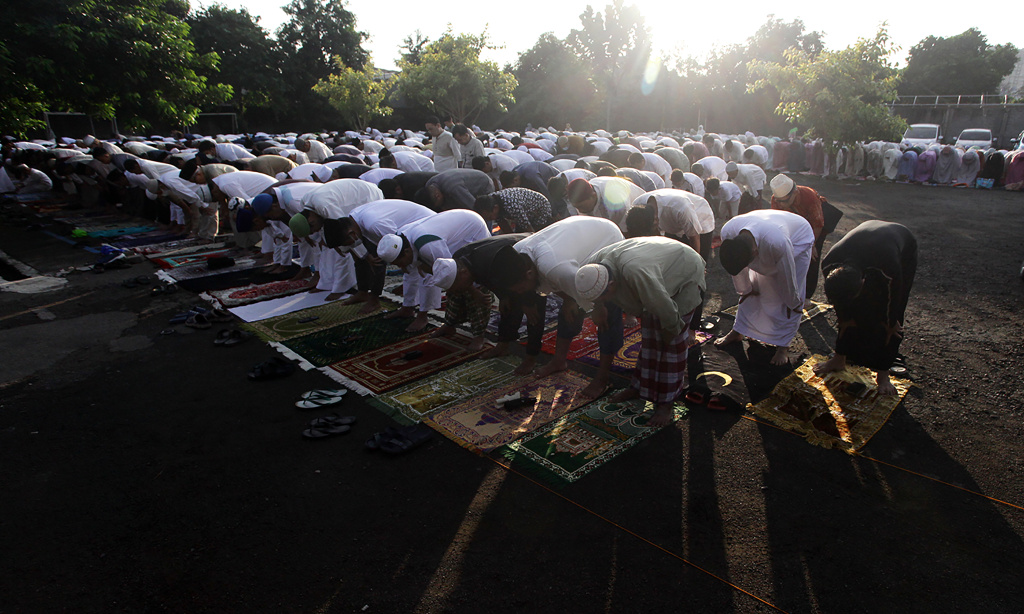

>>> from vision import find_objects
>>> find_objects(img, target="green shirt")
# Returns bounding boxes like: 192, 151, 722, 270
586, 237, 706, 338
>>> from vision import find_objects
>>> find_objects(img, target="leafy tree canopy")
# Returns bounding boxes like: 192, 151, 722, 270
394, 30, 516, 124
749, 27, 907, 149
899, 28, 1018, 95
510, 33, 596, 129
313, 56, 392, 130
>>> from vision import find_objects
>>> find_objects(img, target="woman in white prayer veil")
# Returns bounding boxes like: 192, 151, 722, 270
882, 147, 902, 180
955, 149, 981, 186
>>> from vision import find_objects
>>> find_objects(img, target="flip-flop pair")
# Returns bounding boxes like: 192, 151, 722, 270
213, 329, 252, 346
890, 355, 909, 376
365, 424, 432, 455
302, 414, 357, 439
247, 357, 296, 381
295, 389, 348, 409
684, 389, 728, 411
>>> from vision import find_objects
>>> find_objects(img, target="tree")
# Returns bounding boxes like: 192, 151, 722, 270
313, 56, 392, 130
188, 5, 283, 122
900, 28, 1018, 95
567, 0, 650, 129
277, 0, 368, 128
508, 33, 596, 129
399, 31, 430, 66
0, 0, 231, 133
749, 28, 907, 149
394, 30, 517, 124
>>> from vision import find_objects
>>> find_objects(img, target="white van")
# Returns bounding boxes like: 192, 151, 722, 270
955, 129, 993, 149
901, 124, 942, 149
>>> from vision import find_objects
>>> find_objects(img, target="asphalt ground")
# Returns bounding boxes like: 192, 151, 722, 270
1, 178, 1023, 613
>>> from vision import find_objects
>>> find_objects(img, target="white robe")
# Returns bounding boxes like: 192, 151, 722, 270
721, 210, 813, 347
634, 189, 715, 237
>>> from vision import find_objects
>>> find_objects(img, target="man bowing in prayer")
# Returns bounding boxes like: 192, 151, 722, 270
716, 210, 815, 365
813, 221, 917, 395
575, 237, 707, 427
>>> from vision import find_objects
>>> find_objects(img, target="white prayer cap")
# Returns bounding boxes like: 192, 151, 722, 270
725, 161, 738, 173
429, 258, 458, 290
312, 166, 333, 182
377, 234, 403, 263
275, 172, 288, 181
83, 135, 96, 146
575, 264, 610, 302
770, 174, 795, 199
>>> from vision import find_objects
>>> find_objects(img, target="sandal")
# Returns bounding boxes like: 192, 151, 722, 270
365, 427, 400, 451
300, 388, 349, 400
707, 394, 727, 411
213, 329, 233, 345
302, 423, 353, 439
699, 316, 720, 332
685, 389, 706, 404
247, 357, 296, 381
185, 313, 211, 330
307, 414, 357, 428
379, 424, 433, 455
295, 389, 348, 409
208, 308, 233, 323
222, 329, 251, 347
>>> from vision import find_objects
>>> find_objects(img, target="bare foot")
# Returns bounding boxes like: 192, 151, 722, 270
645, 402, 675, 428
875, 372, 897, 396
467, 336, 486, 352
357, 297, 381, 314
430, 324, 455, 338
770, 346, 796, 365
610, 388, 640, 403
513, 355, 537, 376
290, 269, 312, 281
308, 287, 327, 294
309, 272, 320, 287
405, 313, 429, 332
325, 292, 343, 301
341, 291, 370, 305
385, 306, 416, 320
715, 330, 744, 347
581, 377, 610, 398
534, 358, 568, 379
479, 342, 509, 360
813, 354, 847, 376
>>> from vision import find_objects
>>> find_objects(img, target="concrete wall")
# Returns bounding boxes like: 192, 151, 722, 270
890, 103, 1024, 147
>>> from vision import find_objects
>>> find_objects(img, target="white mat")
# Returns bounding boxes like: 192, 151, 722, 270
227, 290, 351, 322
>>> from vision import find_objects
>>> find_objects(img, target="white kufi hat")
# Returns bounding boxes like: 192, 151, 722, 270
377, 234, 404, 263
575, 264, 610, 302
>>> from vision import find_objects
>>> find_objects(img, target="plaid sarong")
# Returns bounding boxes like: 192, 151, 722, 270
444, 289, 494, 336
632, 310, 695, 404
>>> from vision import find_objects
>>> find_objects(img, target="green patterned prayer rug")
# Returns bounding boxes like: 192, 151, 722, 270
424, 369, 593, 453
576, 329, 712, 374
721, 299, 831, 323
368, 356, 522, 424
243, 299, 398, 342
281, 313, 434, 367
498, 396, 688, 485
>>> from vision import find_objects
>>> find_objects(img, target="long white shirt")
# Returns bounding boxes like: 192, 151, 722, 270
721, 210, 814, 346
301, 178, 384, 219
743, 145, 769, 168
215, 143, 256, 161
642, 152, 673, 183
430, 131, 460, 172
212, 171, 275, 200
358, 168, 403, 185
634, 189, 715, 237
398, 209, 490, 269
513, 216, 624, 309
589, 177, 647, 230
677, 171, 705, 197
306, 140, 332, 163
351, 200, 435, 244
697, 156, 728, 180
272, 182, 320, 216
392, 151, 435, 173
731, 163, 767, 196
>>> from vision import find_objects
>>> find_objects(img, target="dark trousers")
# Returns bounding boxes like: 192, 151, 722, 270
497, 292, 548, 356
557, 300, 624, 354
355, 237, 385, 296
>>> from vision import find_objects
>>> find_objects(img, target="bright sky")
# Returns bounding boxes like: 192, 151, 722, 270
198, 0, 1018, 72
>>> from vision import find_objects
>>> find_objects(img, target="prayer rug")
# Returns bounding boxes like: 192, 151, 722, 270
683, 341, 798, 412
424, 369, 593, 453
208, 279, 312, 308
165, 259, 260, 284
746, 354, 910, 453
328, 332, 492, 395
137, 240, 229, 257
110, 232, 186, 248
282, 313, 433, 367
499, 396, 688, 485
577, 329, 712, 374
538, 319, 642, 359
151, 248, 239, 269
368, 356, 522, 424
485, 294, 562, 337
721, 300, 831, 323
83, 224, 158, 238
242, 298, 397, 341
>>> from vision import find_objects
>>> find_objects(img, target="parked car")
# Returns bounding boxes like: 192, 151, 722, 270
954, 128, 994, 149
901, 124, 943, 149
